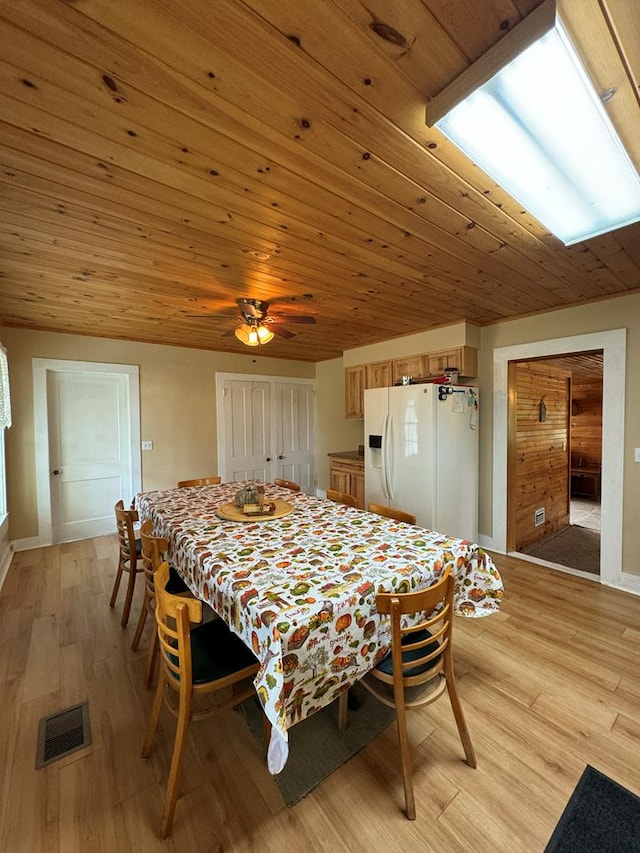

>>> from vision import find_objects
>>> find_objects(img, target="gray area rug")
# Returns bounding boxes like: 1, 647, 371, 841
239, 682, 396, 806
526, 524, 600, 575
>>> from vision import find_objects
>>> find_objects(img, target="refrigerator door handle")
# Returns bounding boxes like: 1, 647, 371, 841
380, 415, 390, 500
386, 414, 395, 500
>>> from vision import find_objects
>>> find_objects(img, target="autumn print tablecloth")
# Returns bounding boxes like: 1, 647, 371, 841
136, 482, 503, 772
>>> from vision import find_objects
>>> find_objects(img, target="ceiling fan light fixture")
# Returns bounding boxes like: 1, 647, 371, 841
256, 324, 274, 344
234, 323, 257, 346
234, 321, 273, 346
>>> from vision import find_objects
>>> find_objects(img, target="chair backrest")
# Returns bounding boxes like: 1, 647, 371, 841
153, 562, 203, 692
327, 489, 357, 507
115, 499, 139, 560
177, 476, 221, 488
375, 568, 454, 690
140, 518, 168, 594
274, 478, 301, 492
368, 502, 417, 525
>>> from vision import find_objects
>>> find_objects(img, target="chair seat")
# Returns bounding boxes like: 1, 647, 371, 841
376, 628, 441, 679
190, 620, 259, 684
166, 566, 190, 595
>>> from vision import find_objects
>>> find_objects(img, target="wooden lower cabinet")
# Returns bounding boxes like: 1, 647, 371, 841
329, 457, 365, 509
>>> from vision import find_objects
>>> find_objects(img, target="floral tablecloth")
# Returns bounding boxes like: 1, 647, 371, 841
135, 482, 503, 773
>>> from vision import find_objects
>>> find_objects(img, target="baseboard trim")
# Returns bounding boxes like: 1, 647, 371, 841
0, 541, 13, 592
11, 535, 50, 552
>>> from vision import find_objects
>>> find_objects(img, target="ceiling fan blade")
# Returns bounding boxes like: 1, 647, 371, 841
268, 314, 316, 324
222, 327, 237, 337
270, 324, 296, 339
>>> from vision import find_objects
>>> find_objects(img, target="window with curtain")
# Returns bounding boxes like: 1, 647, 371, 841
0, 345, 11, 429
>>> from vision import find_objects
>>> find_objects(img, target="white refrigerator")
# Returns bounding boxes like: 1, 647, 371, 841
364, 384, 479, 541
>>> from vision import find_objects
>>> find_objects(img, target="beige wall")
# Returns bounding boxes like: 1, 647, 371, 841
343, 321, 477, 366
478, 292, 640, 574
4, 329, 314, 541
5, 291, 639, 571
314, 358, 364, 491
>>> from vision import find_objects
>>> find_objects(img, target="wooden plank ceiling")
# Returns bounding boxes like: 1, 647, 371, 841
0, 0, 639, 362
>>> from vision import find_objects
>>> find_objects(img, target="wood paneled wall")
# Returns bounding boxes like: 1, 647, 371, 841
571, 378, 603, 469
513, 362, 571, 552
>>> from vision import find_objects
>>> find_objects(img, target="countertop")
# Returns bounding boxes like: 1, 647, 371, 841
327, 450, 365, 462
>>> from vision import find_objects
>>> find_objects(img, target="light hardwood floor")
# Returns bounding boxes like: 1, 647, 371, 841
2, 536, 640, 852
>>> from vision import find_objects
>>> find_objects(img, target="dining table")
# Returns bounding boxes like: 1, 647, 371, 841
135, 481, 504, 774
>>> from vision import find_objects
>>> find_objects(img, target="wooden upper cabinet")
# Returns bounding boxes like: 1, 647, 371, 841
345, 365, 366, 419
345, 347, 478, 415
392, 355, 426, 384
426, 346, 478, 378
366, 360, 393, 389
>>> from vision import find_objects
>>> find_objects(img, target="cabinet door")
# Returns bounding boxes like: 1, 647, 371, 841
366, 360, 393, 389
392, 355, 425, 384
345, 366, 366, 418
426, 353, 449, 375
330, 466, 351, 493
352, 469, 365, 509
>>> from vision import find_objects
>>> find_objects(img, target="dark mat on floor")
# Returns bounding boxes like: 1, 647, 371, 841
545, 765, 640, 852
525, 524, 600, 574
239, 682, 396, 806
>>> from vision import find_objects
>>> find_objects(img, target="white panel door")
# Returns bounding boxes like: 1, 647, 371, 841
222, 380, 273, 482
48, 370, 133, 543
218, 375, 316, 493
274, 382, 315, 493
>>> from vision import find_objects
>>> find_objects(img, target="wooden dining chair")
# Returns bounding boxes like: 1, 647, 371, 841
142, 561, 261, 839
110, 500, 143, 627
274, 478, 301, 492
326, 489, 357, 507
131, 520, 194, 688
368, 502, 417, 525
339, 568, 475, 819
176, 476, 221, 488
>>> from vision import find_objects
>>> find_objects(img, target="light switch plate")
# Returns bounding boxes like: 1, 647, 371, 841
635, 447, 640, 463
141, 440, 153, 451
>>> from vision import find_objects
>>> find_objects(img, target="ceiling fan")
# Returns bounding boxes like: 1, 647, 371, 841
223, 298, 316, 347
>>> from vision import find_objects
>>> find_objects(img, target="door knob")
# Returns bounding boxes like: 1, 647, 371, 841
52, 469, 60, 475
266, 457, 272, 462
278, 455, 285, 460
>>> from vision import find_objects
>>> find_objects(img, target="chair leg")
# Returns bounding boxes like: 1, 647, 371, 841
141, 671, 165, 759
446, 678, 477, 769
160, 695, 192, 840
120, 564, 139, 627
144, 630, 159, 689
394, 698, 416, 820
338, 690, 348, 732
109, 560, 123, 608
131, 587, 149, 650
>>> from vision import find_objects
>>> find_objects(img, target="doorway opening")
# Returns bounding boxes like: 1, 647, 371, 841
512, 351, 603, 577
491, 329, 625, 588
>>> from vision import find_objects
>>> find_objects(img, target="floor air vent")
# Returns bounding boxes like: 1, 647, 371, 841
36, 701, 91, 769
